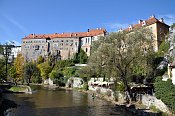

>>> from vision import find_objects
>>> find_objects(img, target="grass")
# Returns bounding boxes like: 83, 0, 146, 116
9, 86, 27, 92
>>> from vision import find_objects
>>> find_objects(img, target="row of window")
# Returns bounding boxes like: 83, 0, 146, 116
23, 39, 75, 44
23, 40, 45, 43
81, 37, 95, 45
25, 45, 44, 49
52, 40, 74, 43
24, 45, 74, 51
53, 43, 74, 47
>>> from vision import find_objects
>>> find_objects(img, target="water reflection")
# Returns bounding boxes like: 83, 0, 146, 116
4, 86, 133, 116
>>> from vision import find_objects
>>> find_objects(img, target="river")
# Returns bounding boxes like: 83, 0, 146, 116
4, 86, 134, 116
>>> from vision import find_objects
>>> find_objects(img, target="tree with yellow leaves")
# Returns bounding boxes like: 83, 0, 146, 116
14, 54, 25, 84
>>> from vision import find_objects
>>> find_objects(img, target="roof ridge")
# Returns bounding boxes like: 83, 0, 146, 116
23, 28, 106, 39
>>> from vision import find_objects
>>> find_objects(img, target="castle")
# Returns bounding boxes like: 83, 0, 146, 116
22, 28, 106, 61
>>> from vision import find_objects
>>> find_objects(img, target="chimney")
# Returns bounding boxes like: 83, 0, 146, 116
87, 29, 89, 32
96, 28, 99, 30
150, 14, 155, 18
118, 28, 123, 32
33, 33, 35, 38
159, 18, 164, 23
138, 20, 143, 24
62, 32, 64, 34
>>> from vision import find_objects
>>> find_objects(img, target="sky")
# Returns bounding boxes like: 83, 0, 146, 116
0, 0, 175, 45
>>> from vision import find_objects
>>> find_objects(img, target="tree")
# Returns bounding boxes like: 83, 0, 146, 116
155, 77, 175, 112
53, 60, 74, 71
157, 40, 170, 57
89, 28, 154, 103
49, 70, 63, 86
37, 61, 52, 81
76, 66, 96, 82
63, 67, 76, 78
73, 49, 88, 64
37, 56, 44, 64
9, 66, 17, 85
14, 54, 24, 84
24, 62, 39, 85
0, 58, 6, 82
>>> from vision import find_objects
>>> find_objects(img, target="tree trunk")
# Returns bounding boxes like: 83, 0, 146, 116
121, 75, 132, 104
14, 79, 17, 86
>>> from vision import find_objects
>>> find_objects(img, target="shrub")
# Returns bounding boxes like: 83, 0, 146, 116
82, 83, 88, 90
154, 77, 175, 112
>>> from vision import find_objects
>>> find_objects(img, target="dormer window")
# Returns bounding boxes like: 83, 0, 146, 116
142, 21, 146, 26
129, 25, 133, 31
138, 20, 143, 24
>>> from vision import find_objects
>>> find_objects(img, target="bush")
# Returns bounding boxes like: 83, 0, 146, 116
154, 77, 175, 112
31, 75, 42, 83
150, 105, 161, 112
82, 83, 88, 90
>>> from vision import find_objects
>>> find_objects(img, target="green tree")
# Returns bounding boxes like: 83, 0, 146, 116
49, 70, 63, 86
38, 61, 52, 81
0, 44, 3, 54
155, 77, 175, 112
157, 40, 170, 57
89, 28, 154, 102
76, 66, 95, 82
24, 62, 39, 85
37, 56, 44, 64
9, 66, 17, 85
54, 60, 74, 71
0, 58, 6, 82
73, 49, 88, 64
63, 67, 76, 81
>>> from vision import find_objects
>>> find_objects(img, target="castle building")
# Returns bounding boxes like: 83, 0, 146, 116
123, 15, 170, 51
22, 28, 106, 61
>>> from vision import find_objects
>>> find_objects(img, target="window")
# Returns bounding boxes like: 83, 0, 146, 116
25, 45, 30, 49
86, 48, 88, 52
35, 45, 39, 50
81, 40, 83, 46
70, 43, 73, 46
54, 43, 58, 48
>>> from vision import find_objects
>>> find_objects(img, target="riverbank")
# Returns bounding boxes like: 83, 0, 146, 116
60, 87, 165, 116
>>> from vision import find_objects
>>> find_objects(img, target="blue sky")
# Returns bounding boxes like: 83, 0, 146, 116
0, 0, 175, 45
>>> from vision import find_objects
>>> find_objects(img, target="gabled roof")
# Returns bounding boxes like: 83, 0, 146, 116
23, 28, 106, 40
123, 16, 170, 31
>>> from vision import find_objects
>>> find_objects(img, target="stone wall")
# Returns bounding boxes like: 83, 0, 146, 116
142, 95, 170, 113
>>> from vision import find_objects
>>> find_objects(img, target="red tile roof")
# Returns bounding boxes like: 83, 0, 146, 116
124, 16, 170, 31
23, 28, 106, 39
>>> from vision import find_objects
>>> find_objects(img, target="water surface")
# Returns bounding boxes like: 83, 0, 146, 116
4, 86, 133, 116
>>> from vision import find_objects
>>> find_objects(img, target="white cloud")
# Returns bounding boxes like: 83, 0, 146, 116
157, 14, 175, 26
3, 14, 28, 33
105, 22, 129, 32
